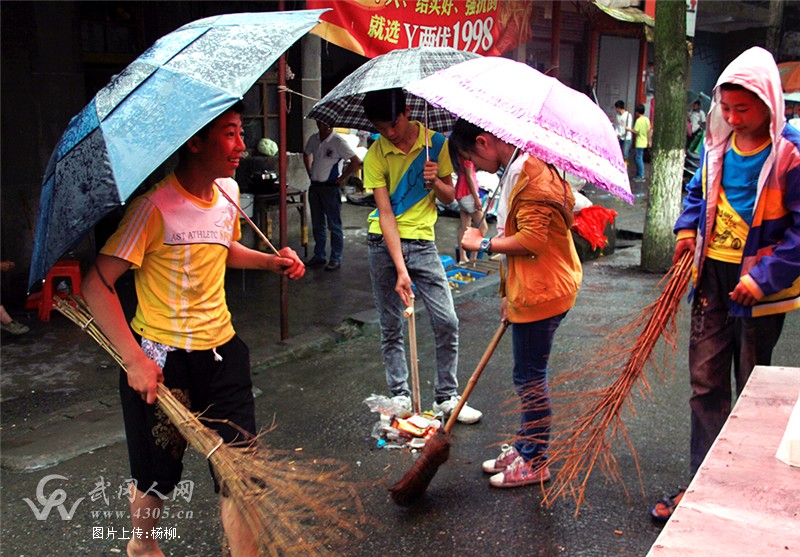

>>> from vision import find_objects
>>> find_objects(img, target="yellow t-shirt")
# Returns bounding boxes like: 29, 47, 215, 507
633, 115, 651, 149
100, 173, 241, 350
364, 122, 453, 240
707, 189, 748, 263
707, 136, 771, 264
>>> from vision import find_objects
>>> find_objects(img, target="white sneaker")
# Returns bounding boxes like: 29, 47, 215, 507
390, 395, 413, 418
433, 395, 482, 424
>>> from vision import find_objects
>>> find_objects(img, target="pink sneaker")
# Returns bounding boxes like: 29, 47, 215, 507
481, 444, 520, 474
489, 456, 551, 488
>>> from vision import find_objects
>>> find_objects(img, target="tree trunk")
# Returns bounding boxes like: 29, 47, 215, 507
766, 0, 784, 58
641, 0, 688, 273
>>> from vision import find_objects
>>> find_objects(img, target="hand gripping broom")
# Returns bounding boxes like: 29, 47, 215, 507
54, 296, 364, 556
389, 321, 509, 505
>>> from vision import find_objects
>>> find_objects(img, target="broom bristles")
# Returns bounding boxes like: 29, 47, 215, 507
388, 429, 451, 506
501, 251, 693, 515
54, 296, 365, 556
389, 322, 509, 505
388, 322, 509, 506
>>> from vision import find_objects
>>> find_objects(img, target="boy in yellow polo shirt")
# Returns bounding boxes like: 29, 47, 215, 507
361, 88, 481, 424
83, 101, 305, 556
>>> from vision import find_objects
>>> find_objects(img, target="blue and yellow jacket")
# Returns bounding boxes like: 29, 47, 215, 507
674, 47, 800, 318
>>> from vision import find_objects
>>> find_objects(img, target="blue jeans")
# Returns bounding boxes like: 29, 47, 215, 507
688, 259, 785, 474
309, 183, 343, 262
511, 312, 567, 464
367, 234, 459, 400
619, 138, 631, 160
634, 147, 645, 179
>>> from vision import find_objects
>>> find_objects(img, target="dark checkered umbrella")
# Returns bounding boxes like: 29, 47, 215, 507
306, 47, 480, 133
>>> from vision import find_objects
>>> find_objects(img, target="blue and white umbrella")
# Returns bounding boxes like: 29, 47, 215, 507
29, 9, 325, 290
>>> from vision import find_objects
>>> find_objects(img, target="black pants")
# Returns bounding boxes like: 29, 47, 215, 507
120, 335, 256, 495
688, 259, 785, 474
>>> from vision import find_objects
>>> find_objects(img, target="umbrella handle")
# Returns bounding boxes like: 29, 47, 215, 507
473, 147, 520, 232
215, 185, 280, 256
424, 103, 433, 190
475, 183, 498, 232
424, 103, 430, 162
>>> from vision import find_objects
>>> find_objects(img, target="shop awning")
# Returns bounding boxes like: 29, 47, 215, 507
593, 1, 654, 27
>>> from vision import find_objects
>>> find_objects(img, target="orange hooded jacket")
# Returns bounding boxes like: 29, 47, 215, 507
500, 155, 583, 323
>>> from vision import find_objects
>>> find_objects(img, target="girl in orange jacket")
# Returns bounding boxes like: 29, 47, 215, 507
452, 118, 582, 488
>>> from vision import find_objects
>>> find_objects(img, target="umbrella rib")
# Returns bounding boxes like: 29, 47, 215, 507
215, 185, 280, 256
98, 26, 216, 126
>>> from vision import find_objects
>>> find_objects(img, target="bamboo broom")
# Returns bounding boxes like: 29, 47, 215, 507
389, 321, 509, 505
516, 251, 693, 514
404, 299, 422, 415
55, 296, 364, 556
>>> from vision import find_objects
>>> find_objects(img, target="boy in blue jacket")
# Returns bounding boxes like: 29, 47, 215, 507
652, 47, 800, 521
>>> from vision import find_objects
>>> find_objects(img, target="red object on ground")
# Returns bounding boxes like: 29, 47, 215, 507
28, 260, 82, 322
572, 206, 618, 250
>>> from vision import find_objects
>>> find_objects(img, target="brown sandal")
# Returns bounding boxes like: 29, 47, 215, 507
650, 486, 686, 522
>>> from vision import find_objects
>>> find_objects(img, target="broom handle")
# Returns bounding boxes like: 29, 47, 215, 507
405, 300, 422, 415
215, 184, 281, 256
443, 321, 509, 433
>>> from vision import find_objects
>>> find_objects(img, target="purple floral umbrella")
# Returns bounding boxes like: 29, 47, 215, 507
405, 56, 632, 203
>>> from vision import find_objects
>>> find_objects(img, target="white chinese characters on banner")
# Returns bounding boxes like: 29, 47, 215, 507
309, 0, 533, 58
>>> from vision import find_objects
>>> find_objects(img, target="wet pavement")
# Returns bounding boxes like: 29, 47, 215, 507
1, 181, 798, 556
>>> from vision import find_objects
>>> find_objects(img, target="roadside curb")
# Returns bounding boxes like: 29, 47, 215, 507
1, 401, 125, 472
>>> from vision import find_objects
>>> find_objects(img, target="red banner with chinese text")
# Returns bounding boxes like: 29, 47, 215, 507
308, 0, 533, 58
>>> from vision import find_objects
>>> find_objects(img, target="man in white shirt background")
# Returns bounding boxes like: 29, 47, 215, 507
303, 120, 361, 271
613, 100, 633, 166
687, 99, 707, 147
